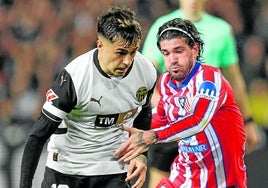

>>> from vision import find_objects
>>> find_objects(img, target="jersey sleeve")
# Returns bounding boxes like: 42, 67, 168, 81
20, 68, 77, 187
42, 68, 77, 121
20, 113, 61, 188
151, 99, 169, 129
20, 72, 77, 186
133, 82, 156, 131
151, 73, 169, 129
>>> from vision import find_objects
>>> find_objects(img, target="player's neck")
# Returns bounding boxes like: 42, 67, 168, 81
182, 10, 203, 22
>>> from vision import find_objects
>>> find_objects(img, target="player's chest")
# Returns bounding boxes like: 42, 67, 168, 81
77, 77, 148, 114
163, 88, 195, 122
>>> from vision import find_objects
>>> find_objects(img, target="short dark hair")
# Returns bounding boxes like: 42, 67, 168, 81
97, 6, 142, 47
157, 18, 204, 61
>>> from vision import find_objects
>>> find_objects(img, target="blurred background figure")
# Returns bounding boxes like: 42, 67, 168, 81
240, 35, 267, 87
240, 34, 268, 148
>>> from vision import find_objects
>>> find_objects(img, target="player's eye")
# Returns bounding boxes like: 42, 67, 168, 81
161, 51, 169, 56
117, 51, 128, 56
175, 49, 183, 54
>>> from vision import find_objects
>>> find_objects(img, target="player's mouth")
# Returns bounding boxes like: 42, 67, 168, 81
170, 66, 182, 73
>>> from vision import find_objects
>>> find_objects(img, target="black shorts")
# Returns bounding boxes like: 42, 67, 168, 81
41, 167, 131, 188
148, 142, 178, 172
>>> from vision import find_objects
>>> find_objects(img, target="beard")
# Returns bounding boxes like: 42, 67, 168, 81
169, 60, 194, 82
169, 69, 188, 82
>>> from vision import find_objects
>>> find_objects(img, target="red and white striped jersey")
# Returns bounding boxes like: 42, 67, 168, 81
152, 62, 247, 188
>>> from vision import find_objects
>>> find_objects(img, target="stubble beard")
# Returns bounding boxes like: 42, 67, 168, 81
169, 60, 194, 83
170, 70, 187, 82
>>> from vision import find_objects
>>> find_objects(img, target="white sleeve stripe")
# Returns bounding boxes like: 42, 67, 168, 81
42, 109, 62, 122
43, 102, 67, 119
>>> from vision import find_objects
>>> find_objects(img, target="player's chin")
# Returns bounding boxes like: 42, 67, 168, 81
170, 71, 185, 82
114, 69, 127, 76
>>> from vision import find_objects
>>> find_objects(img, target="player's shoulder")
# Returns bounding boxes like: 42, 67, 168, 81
65, 49, 94, 72
200, 63, 222, 75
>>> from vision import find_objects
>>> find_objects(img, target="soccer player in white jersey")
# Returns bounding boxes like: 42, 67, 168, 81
115, 18, 247, 188
20, 6, 157, 188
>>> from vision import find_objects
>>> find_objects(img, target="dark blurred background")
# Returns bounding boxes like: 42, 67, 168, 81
0, 0, 267, 188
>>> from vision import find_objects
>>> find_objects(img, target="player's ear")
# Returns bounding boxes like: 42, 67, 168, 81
97, 39, 103, 49
192, 42, 199, 60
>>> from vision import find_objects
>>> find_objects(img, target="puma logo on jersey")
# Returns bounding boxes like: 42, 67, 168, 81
90, 96, 103, 106
60, 75, 67, 86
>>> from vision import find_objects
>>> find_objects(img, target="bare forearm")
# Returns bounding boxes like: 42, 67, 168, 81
114, 126, 158, 162
232, 77, 252, 118
138, 130, 158, 146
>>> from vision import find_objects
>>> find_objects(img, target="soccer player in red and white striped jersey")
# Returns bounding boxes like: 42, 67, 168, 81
115, 17, 247, 188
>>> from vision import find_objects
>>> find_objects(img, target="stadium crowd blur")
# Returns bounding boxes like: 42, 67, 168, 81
0, 0, 267, 188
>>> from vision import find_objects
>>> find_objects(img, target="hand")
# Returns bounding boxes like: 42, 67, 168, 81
126, 154, 147, 188
245, 121, 260, 154
114, 125, 157, 162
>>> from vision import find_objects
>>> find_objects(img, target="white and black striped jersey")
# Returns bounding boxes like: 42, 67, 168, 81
41, 49, 157, 175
